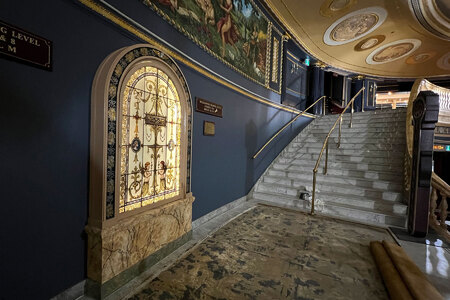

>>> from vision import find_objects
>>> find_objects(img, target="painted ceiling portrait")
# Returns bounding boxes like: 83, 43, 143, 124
142, 0, 270, 85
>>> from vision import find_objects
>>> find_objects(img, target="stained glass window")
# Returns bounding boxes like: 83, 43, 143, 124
119, 66, 181, 213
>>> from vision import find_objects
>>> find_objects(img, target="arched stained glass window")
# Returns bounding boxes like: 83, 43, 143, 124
119, 66, 182, 213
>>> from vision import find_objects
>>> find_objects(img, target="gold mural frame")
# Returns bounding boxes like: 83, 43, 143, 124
78, 0, 313, 118
142, 0, 276, 91
267, 23, 284, 94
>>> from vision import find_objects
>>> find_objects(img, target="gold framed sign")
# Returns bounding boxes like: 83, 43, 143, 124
203, 121, 215, 136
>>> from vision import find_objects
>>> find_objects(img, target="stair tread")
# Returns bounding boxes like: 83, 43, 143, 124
264, 172, 403, 187
273, 161, 405, 172
259, 181, 403, 195
252, 191, 406, 217
272, 165, 405, 178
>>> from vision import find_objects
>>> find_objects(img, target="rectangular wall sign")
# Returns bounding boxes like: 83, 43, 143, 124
0, 20, 52, 70
196, 97, 223, 118
203, 121, 215, 136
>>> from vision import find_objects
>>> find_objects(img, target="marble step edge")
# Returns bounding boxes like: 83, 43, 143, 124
265, 170, 404, 189
285, 147, 406, 157
270, 164, 404, 180
311, 121, 406, 128
307, 129, 407, 134
291, 139, 407, 145
252, 191, 406, 217
251, 193, 407, 227
319, 110, 407, 119
316, 116, 407, 123
280, 153, 405, 164
251, 198, 405, 229
256, 182, 403, 202
274, 160, 404, 173
262, 174, 403, 193
282, 149, 406, 158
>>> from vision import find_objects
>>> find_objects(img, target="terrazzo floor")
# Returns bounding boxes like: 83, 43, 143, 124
125, 205, 393, 300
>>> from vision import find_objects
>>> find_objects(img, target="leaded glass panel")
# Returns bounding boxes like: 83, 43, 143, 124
119, 66, 182, 213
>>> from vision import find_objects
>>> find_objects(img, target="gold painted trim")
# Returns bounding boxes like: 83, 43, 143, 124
78, 0, 314, 117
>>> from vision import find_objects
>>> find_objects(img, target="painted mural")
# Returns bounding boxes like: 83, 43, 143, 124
142, 0, 270, 85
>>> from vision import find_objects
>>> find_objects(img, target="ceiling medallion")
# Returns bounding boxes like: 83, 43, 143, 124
405, 51, 437, 64
437, 52, 450, 70
320, 0, 357, 17
323, 7, 387, 46
366, 39, 422, 65
354, 35, 386, 51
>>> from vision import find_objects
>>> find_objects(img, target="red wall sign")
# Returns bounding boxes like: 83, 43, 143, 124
0, 20, 52, 70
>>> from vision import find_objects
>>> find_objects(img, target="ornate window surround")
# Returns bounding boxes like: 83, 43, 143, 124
89, 44, 193, 228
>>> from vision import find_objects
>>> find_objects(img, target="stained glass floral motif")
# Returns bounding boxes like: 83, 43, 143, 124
119, 66, 181, 213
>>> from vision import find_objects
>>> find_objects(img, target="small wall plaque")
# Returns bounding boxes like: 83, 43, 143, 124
196, 97, 223, 118
0, 20, 52, 70
203, 121, 215, 136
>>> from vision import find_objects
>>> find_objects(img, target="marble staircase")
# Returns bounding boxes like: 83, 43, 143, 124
250, 108, 408, 228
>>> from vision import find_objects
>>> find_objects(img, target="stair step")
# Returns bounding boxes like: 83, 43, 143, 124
262, 174, 403, 196
271, 164, 403, 182
297, 137, 406, 145
315, 191, 407, 215
251, 192, 407, 227
256, 181, 403, 202
285, 146, 405, 158
281, 153, 404, 165
289, 142, 405, 151
264, 171, 403, 191
275, 159, 403, 172
311, 121, 405, 129
309, 127, 406, 134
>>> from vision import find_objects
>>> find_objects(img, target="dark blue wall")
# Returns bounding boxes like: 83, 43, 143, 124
0, 0, 311, 299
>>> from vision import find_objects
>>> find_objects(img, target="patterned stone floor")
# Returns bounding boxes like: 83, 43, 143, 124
128, 205, 393, 299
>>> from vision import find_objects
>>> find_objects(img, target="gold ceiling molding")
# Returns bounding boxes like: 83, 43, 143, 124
437, 52, 450, 70
405, 50, 437, 64
77, 0, 315, 118
366, 39, 422, 64
319, 0, 358, 17
354, 35, 385, 51
323, 7, 387, 46
264, 0, 450, 77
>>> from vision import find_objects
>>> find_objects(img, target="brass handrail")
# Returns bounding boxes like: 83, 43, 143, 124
310, 87, 365, 214
252, 95, 327, 159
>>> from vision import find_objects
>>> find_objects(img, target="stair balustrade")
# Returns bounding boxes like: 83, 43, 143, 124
430, 172, 450, 242
311, 87, 365, 214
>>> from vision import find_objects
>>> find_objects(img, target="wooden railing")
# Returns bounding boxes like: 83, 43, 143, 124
404, 79, 450, 197
430, 172, 450, 242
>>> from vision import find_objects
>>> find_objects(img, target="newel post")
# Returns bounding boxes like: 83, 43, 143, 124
408, 91, 440, 237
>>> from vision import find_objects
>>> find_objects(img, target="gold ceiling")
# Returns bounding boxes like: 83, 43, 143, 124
265, 0, 450, 78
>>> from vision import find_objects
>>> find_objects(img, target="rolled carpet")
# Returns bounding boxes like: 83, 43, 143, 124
382, 240, 443, 300
370, 241, 413, 300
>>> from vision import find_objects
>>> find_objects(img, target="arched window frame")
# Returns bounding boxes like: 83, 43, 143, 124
89, 45, 192, 227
